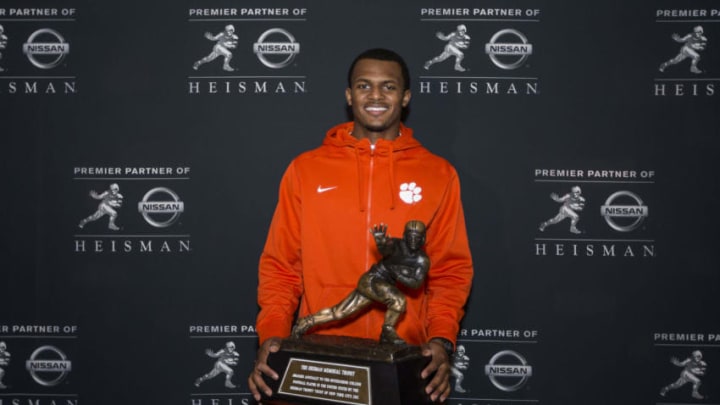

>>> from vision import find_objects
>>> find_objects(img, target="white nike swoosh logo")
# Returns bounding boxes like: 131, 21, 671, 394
317, 185, 338, 193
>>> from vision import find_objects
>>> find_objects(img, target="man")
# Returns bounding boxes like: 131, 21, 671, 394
248, 48, 474, 403
78, 183, 123, 231
538, 185, 585, 234
192, 24, 238, 72
292, 221, 431, 345
194, 341, 240, 389
659, 26, 708, 74
424, 24, 471, 72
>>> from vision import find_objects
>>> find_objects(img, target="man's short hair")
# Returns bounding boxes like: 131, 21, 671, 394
347, 48, 410, 91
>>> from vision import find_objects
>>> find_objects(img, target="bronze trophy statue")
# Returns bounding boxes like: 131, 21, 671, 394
292, 220, 430, 345
262, 221, 436, 405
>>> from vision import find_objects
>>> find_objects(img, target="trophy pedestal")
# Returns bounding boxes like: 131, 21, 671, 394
262, 334, 433, 405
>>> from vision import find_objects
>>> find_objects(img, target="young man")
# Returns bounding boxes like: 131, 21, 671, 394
248, 48, 474, 403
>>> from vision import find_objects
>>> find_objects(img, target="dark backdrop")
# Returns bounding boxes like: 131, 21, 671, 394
1, 0, 718, 404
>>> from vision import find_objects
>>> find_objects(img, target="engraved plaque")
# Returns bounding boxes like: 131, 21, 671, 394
278, 358, 370, 404
262, 335, 433, 405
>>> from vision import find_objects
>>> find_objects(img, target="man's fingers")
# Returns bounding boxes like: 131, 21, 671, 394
249, 337, 283, 401
420, 342, 451, 402
425, 364, 450, 402
256, 361, 279, 380
269, 340, 281, 352
248, 371, 268, 401
249, 364, 277, 400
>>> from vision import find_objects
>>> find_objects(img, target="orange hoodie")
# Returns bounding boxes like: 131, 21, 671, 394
257, 122, 473, 347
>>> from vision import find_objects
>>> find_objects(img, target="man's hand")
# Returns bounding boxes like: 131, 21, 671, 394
421, 340, 452, 403
248, 337, 281, 402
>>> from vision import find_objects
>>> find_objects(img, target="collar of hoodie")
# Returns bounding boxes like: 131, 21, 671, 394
323, 122, 420, 212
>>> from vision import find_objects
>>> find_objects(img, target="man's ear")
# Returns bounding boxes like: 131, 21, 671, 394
402, 89, 411, 107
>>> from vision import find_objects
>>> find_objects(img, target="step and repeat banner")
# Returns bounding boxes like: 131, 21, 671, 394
1, 0, 719, 404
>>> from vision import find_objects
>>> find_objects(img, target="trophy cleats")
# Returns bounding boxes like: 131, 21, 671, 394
380, 325, 407, 346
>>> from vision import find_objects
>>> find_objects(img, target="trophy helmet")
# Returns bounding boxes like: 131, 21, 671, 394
403, 220, 426, 249
404, 220, 426, 235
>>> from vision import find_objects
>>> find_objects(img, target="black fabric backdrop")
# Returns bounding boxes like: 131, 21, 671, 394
1, 0, 718, 404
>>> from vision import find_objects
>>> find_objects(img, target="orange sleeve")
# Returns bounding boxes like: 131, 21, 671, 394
424, 170, 474, 345
256, 162, 304, 344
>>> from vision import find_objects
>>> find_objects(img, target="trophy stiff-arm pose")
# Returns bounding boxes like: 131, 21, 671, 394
292, 221, 430, 345
660, 350, 707, 400
659, 26, 708, 74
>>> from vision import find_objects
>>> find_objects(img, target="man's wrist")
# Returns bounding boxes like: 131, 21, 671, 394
429, 337, 454, 357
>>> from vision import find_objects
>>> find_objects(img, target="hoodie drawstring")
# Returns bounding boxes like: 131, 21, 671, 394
387, 143, 396, 210
355, 146, 365, 212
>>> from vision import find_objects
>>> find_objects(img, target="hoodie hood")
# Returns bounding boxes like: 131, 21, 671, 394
322, 122, 422, 211
322, 121, 421, 151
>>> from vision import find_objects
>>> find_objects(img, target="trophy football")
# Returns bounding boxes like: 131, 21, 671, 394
262, 220, 436, 404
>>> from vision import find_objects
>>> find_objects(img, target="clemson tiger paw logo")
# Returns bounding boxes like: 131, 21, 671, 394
399, 182, 423, 204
